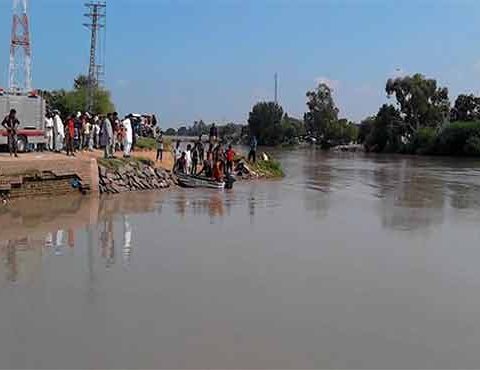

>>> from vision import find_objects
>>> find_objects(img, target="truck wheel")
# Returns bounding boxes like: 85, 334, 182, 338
16, 136, 28, 153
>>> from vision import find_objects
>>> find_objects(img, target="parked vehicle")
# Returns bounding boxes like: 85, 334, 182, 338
0, 91, 47, 152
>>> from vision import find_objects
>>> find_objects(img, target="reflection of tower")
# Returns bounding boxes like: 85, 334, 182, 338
100, 219, 115, 267
54, 230, 65, 256
86, 224, 97, 303
8, 0, 32, 93
6, 240, 18, 282
83, 1, 106, 112
123, 215, 132, 267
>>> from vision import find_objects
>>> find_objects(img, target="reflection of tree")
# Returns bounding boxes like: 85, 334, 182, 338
448, 183, 480, 210
0, 237, 44, 284
372, 157, 446, 231
5, 240, 18, 282
302, 149, 332, 219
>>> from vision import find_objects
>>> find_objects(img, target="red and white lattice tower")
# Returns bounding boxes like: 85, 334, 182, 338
8, 0, 32, 93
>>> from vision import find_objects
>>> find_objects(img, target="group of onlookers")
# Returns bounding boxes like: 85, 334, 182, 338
43, 110, 136, 158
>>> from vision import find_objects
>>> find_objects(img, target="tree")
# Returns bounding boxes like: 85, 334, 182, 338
177, 126, 188, 136
358, 116, 375, 144
304, 83, 339, 143
451, 94, 480, 121
73, 75, 91, 90
165, 128, 177, 136
386, 73, 450, 134
366, 104, 403, 152
43, 74, 115, 115
248, 101, 284, 145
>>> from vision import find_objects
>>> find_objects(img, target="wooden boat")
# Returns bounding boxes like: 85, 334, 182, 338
176, 173, 226, 189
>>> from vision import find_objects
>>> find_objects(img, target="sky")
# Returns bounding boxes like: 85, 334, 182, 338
1, 0, 480, 127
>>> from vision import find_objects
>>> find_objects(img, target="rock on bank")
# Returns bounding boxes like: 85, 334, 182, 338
98, 157, 175, 194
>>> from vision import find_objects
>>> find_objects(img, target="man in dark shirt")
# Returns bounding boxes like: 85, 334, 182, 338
1, 109, 20, 157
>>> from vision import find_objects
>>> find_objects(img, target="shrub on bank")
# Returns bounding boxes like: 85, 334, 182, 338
434, 121, 480, 156
411, 127, 437, 154
251, 160, 285, 178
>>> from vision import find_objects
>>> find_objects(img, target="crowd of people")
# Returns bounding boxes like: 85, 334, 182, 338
171, 135, 257, 183
42, 110, 137, 158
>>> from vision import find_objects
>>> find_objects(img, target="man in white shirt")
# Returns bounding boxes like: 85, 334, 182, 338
122, 115, 133, 157
185, 144, 192, 174
44, 112, 54, 151
53, 110, 64, 152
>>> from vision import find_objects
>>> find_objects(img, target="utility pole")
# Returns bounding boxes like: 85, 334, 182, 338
84, 1, 106, 112
274, 72, 278, 105
8, 0, 32, 94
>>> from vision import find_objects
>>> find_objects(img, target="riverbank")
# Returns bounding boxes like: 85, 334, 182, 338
0, 148, 283, 201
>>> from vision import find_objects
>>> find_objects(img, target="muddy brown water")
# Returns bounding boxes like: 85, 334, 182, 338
2, 149, 480, 369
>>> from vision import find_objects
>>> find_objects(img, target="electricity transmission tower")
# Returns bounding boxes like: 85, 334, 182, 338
8, 0, 32, 94
84, 1, 106, 112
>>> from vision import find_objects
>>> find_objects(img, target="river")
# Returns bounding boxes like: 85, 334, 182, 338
1, 149, 480, 369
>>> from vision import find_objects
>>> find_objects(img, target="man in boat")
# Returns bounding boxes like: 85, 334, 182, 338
213, 160, 223, 182
177, 152, 187, 173
185, 144, 192, 174
225, 145, 235, 174
172, 140, 181, 172
196, 136, 204, 162
191, 144, 199, 175
198, 159, 213, 178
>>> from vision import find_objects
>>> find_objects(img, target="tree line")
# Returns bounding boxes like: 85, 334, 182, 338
246, 72, 480, 156
41, 75, 115, 116
359, 73, 480, 156
247, 82, 357, 147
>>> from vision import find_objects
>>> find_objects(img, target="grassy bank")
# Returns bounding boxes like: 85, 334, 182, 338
136, 137, 172, 151
98, 156, 154, 171
250, 159, 285, 178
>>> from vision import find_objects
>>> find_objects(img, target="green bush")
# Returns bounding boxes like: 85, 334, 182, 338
434, 121, 480, 155
464, 135, 480, 155
412, 127, 437, 154
251, 160, 285, 178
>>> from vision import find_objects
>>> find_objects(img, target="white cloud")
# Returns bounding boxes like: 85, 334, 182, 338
314, 76, 340, 90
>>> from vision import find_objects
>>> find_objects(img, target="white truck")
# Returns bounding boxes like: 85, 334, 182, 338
0, 90, 47, 152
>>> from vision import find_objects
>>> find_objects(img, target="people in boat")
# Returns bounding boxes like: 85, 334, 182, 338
212, 160, 223, 182
225, 145, 235, 174
185, 144, 192, 174
191, 145, 199, 175
172, 140, 181, 171
206, 144, 213, 161
198, 159, 213, 178
177, 152, 187, 173
197, 136, 204, 162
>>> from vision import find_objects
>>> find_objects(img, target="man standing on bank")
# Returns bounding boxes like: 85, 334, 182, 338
2, 109, 20, 157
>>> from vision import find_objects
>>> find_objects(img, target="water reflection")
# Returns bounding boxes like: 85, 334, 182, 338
123, 215, 133, 267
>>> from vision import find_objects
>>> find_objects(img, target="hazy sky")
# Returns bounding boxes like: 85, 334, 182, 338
1, 0, 480, 127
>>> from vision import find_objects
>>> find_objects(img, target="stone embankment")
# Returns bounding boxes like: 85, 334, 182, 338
98, 159, 175, 194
